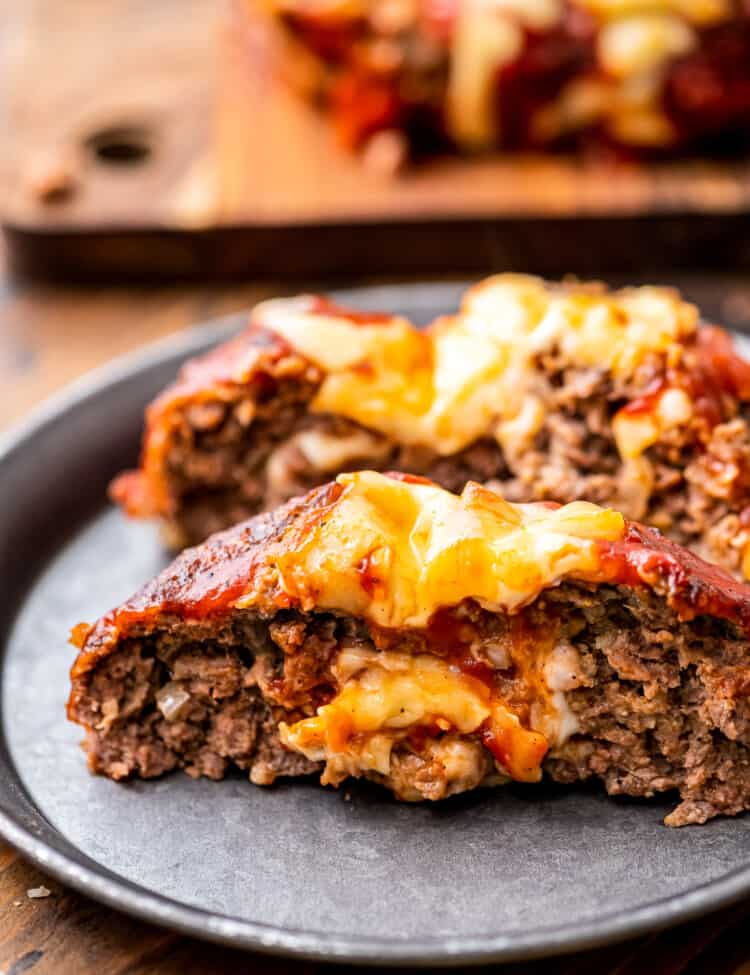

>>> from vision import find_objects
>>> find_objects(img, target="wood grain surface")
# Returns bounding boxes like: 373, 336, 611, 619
1, 266, 750, 974
3, 1, 750, 280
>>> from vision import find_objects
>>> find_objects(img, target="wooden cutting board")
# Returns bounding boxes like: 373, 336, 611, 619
3, 0, 750, 280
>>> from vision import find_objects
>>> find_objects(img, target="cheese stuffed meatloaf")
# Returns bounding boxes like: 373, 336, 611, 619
251, 0, 750, 164
113, 275, 750, 578
71, 471, 750, 825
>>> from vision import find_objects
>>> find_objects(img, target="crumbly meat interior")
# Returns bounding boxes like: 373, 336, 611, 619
159, 364, 509, 547
161, 347, 750, 579
70, 582, 750, 826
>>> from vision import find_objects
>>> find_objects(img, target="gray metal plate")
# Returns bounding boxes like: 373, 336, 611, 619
1, 281, 749, 967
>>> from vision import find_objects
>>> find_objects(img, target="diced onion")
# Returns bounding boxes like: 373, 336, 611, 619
156, 682, 191, 722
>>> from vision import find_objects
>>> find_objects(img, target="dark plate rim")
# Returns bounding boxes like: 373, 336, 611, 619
1, 288, 750, 966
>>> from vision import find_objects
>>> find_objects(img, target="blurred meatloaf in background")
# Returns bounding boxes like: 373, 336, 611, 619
112, 274, 750, 579
73, 471, 750, 825
251, 0, 750, 166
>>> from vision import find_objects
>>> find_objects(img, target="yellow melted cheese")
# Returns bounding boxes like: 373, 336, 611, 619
280, 651, 551, 784
254, 274, 698, 463
264, 471, 625, 628
281, 655, 490, 761
446, 1, 524, 148
612, 386, 693, 459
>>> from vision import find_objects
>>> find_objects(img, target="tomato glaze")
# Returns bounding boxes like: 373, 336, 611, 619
597, 522, 750, 638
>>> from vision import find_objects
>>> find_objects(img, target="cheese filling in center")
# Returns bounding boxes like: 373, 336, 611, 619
280, 649, 562, 785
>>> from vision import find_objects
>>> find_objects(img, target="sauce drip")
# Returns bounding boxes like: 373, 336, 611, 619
356, 550, 383, 598
619, 378, 667, 418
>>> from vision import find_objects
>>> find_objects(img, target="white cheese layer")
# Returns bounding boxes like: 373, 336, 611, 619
280, 647, 571, 785
254, 274, 698, 462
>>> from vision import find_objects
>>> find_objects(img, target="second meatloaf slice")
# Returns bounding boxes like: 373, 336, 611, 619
112, 274, 750, 578
71, 470, 750, 826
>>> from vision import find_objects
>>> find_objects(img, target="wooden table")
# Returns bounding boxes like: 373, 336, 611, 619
4, 0, 750, 282
1, 265, 750, 974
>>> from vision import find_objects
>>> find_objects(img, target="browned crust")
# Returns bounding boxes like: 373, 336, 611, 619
68, 481, 344, 689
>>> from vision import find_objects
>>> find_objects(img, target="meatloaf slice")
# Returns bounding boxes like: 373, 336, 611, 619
252, 2, 750, 162
112, 275, 750, 582
71, 471, 750, 826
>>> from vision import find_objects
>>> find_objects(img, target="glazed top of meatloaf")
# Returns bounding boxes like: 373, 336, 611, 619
72, 469, 750, 672
117, 274, 750, 516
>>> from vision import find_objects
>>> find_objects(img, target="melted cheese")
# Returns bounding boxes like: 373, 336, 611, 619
597, 13, 696, 79
266, 471, 625, 627
280, 652, 550, 783
282, 655, 490, 754
613, 387, 693, 460
445, 0, 568, 148
255, 274, 698, 463
446, 2, 523, 148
